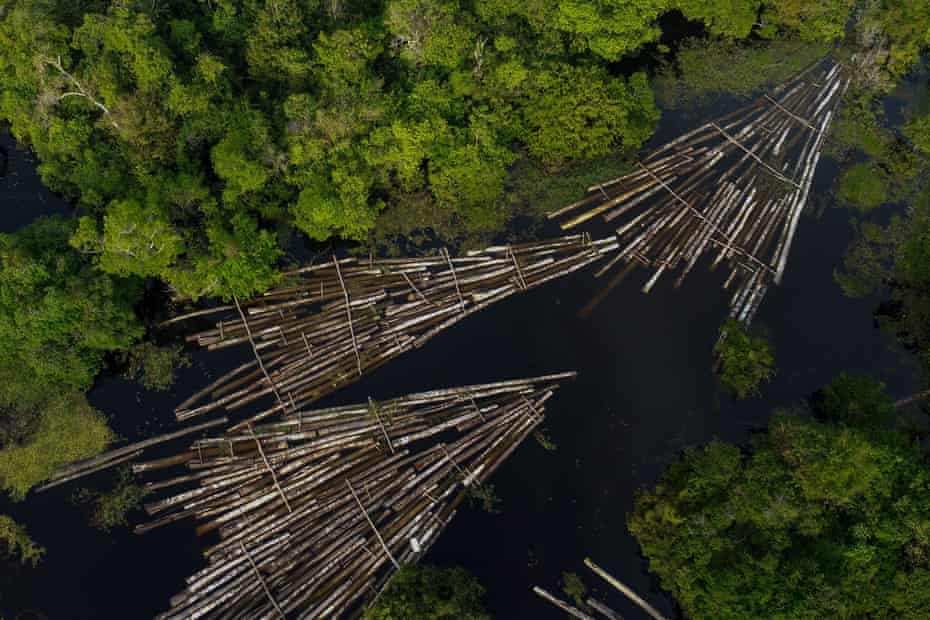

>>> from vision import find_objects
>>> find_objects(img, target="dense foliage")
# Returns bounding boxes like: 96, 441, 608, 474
0, 514, 43, 566
814, 372, 895, 429
713, 319, 775, 398
363, 565, 489, 620
0, 0, 866, 300
0, 216, 141, 393
0, 217, 136, 498
629, 408, 930, 619
837, 178, 930, 374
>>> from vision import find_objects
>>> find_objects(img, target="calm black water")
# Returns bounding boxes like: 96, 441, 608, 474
0, 67, 926, 619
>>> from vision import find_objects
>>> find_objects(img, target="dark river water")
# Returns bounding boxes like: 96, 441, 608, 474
0, 66, 927, 619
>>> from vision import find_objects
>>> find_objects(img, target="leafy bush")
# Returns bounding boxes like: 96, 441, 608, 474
837, 163, 891, 211
364, 566, 489, 620
121, 342, 190, 391
0, 515, 44, 566
713, 320, 775, 399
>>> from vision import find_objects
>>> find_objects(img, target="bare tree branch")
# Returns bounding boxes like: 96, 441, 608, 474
44, 55, 119, 129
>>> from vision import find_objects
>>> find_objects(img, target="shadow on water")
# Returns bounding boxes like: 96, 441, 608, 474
0, 68, 926, 618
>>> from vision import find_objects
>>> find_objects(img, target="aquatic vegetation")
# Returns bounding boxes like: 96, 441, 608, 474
0, 515, 44, 566
713, 320, 775, 399
75, 468, 148, 532
561, 572, 588, 610
653, 37, 829, 109
119, 342, 190, 392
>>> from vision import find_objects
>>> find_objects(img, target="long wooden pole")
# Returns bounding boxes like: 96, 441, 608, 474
584, 558, 668, 620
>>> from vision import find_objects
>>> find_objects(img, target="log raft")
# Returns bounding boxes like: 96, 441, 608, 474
170, 235, 616, 427
132, 373, 576, 619
549, 59, 849, 323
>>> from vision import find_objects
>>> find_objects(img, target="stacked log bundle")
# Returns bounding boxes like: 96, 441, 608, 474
549, 59, 848, 323
134, 373, 575, 619
169, 235, 616, 429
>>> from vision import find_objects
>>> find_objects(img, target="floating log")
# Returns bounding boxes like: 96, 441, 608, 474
585, 558, 668, 620
549, 58, 848, 323
169, 236, 616, 428
535, 558, 668, 620
134, 373, 575, 619
533, 587, 596, 620
36, 417, 230, 493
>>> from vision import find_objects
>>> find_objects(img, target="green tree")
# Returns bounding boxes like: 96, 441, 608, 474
71, 200, 184, 278
713, 320, 775, 398
836, 184, 930, 374
552, 0, 666, 61
522, 65, 658, 167
363, 565, 490, 620
170, 212, 282, 300
0, 392, 114, 499
629, 412, 930, 620
904, 113, 930, 155
245, 0, 313, 85
766, 0, 855, 42
0, 216, 142, 391
211, 109, 274, 202
814, 373, 895, 429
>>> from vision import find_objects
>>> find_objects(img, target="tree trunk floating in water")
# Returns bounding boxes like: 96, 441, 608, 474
129, 373, 575, 618
535, 557, 668, 620
550, 58, 848, 324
